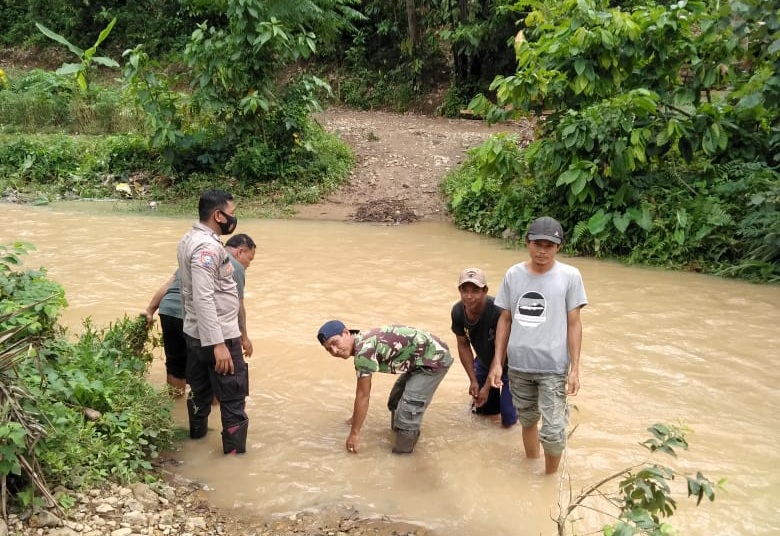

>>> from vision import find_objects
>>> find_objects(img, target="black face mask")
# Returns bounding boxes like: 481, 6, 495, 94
217, 210, 238, 235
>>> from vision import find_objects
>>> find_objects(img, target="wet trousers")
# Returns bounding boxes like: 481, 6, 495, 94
387, 365, 450, 432
184, 335, 249, 430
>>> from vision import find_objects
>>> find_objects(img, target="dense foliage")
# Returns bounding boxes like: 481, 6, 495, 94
0, 0, 521, 114
0, 242, 175, 512
0, 0, 195, 56
447, 0, 779, 282
0, 0, 356, 210
0, 0, 777, 280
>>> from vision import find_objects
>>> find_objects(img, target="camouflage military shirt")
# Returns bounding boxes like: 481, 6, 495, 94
353, 325, 453, 378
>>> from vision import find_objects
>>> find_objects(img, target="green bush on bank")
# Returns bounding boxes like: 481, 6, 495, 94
0, 52, 355, 215
0, 62, 354, 208
445, 0, 779, 284
0, 133, 162, 198
444, 151, 780, 283
0, 242, 174, 506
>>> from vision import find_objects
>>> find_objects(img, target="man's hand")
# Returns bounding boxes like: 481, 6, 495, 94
213, 343, 234, 375
468, 379, 480, 399
142, 308, 154, 326
567, 370, 580, 395
487, 364, 504, 389
346, 430, 360, 454
475, 384, 491, 408
241, 335, 254, 358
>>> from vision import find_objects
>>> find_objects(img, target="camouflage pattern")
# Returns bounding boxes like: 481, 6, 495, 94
353, 325, 453, 378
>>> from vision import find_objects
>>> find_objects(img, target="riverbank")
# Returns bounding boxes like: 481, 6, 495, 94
293, 109, 529, 223
1, 476, 435, 536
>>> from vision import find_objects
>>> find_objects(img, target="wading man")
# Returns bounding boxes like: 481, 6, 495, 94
488, 216, 587, 474
317, 321, 453, 455
178, 189, 250, 454
451, 267, 517, 427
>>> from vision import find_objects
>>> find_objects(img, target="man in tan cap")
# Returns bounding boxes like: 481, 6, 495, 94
451, 268, 517, 427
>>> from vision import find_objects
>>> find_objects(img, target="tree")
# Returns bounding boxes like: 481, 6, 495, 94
123, 0, 359, 181
35, 18, 120, 93
456, 0, 779, 280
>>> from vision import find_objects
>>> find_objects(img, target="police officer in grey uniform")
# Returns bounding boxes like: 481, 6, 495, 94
177, 189, 250, 454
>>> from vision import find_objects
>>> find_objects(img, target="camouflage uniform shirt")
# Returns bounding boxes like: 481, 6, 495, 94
353, 325, 453, 379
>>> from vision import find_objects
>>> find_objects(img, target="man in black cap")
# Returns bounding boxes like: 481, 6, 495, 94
487, 216, 588, 474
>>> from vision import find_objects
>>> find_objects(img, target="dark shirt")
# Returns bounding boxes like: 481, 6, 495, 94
450, 295, 502, 369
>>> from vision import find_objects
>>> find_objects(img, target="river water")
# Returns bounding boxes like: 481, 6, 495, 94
3, 202, 778, 535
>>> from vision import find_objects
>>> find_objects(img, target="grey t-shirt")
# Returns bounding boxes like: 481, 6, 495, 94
158, 270, 183, 319
495, 260, 587, 375
228, 253, 245, 299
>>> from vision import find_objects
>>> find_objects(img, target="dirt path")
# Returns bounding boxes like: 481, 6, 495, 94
294, 109, 533, 223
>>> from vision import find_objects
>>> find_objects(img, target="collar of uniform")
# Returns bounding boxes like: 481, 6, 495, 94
192, 222, 222, 244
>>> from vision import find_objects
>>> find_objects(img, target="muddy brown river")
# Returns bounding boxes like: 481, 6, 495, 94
4, 202, 778, 535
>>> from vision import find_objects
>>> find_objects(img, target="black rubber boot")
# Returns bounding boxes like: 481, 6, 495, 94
187, 398, 208, 439
392, 429, 420, 454
222, 419, 249, 454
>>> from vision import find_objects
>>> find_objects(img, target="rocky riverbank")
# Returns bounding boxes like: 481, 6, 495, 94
2, 478, 434, 536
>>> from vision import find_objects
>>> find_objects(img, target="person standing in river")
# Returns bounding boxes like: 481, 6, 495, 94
177, 189, 250, 454
224, 233, 257, 359
451, 267, 517, 427
316, 321, 453, 454
487, 216, 587, 474
144, 270, 187, 397
143, 233, 257, 398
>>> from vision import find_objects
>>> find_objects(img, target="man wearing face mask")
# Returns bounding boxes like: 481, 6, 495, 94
177, 189, 250, 454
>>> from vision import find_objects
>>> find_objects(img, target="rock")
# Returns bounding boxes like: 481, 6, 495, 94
47, 529, 78, 536
130, 482, 160, 507
28, 510, 60, 528
121, 510, 147, 527
95, 503, 115, 513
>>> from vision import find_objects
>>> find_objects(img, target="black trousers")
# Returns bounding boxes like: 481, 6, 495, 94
184, 334, 249, 429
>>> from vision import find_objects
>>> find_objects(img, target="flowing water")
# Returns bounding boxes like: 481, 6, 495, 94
3, 202, 778, 535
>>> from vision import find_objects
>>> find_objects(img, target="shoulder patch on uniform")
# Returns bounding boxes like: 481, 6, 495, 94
200, 250, 215, 268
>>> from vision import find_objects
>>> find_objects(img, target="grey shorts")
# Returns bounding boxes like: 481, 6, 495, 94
507, 369, 568, 456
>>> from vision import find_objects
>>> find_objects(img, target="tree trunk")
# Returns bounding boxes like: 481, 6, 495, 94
405, 0, 418, 50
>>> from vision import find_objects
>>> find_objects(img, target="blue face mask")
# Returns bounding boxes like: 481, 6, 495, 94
217, 210, 238, 235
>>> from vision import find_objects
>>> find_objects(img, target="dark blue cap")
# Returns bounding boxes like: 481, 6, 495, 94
317, 320, 346, 345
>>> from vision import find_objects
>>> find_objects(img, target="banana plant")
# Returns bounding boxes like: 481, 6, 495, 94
35, 18, 120, 92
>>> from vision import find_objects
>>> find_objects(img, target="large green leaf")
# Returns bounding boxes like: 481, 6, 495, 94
613, 212, 631, 233
35, 22, 83, 57
91, 56, 120, 68
55, 63, 83, 76
588, 210, 610, 234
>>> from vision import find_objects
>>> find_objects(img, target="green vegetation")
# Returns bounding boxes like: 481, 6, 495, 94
0, 0, 777, 280
0, 0, 356, 216
557, 423, 723, 536
35, 18, 120, 93
0, 242, 174, 514
447, 0, 779, 282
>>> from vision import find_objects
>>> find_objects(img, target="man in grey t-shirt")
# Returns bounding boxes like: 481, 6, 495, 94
487, 216, 587, 474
